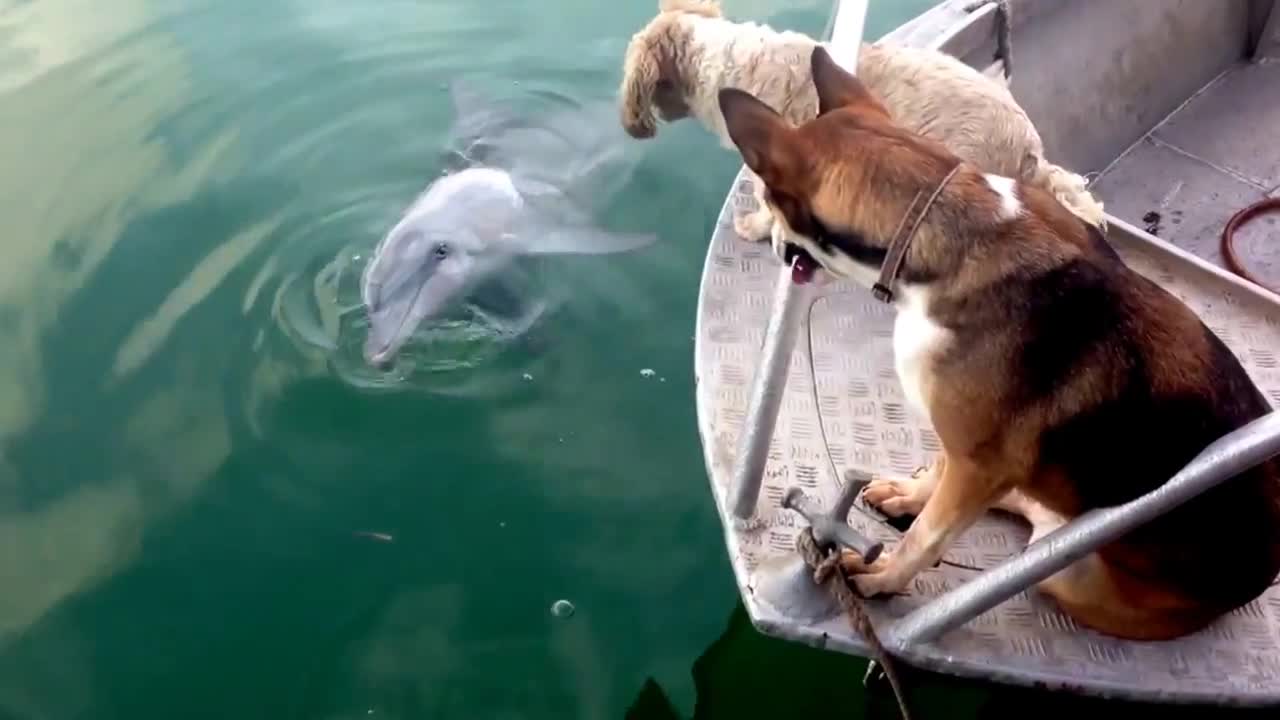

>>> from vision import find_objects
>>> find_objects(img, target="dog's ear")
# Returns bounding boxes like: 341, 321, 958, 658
718, 88, 803, 190
619, 34, 662, 138
811, 45, 889, 117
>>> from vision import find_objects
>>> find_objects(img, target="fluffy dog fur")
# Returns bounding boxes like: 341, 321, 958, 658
716, 44, 1280, 641
619, 0, 1106, 241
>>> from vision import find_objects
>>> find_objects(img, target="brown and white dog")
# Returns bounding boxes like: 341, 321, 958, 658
717, 44, 1280, 640
619, 0, 1105, 243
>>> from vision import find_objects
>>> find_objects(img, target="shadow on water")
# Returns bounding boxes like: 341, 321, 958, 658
623, 600, 1278, 720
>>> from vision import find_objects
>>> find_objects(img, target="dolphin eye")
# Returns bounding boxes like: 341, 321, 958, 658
434, 243, 450, 260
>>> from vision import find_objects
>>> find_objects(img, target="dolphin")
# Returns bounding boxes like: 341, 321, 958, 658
360, 82, 657, 368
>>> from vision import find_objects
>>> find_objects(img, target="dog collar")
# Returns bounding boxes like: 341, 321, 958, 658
872, 162, 964, 303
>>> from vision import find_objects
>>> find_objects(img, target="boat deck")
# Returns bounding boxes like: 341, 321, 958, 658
694, 0, 1280, 706
694, 52, 1280, 705
1091, 59, 1280, 289
697, 175, 1280, 706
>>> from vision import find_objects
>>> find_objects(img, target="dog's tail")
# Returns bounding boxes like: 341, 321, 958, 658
1027, 154, 1108, 229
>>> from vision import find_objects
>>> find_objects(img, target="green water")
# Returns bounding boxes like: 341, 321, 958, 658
0, 1, 1269, 719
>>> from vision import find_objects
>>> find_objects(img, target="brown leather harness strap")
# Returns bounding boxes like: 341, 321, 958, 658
872, 163, 964, 303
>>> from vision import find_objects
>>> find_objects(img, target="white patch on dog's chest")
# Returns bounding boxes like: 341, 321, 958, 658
892, 287, 950, 419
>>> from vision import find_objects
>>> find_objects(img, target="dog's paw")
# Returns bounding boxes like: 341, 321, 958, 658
862, 478, 927, 518
851, 570, 903, 598
840, 549, 905, 597
862, 461, 943, 518
733, 206, 774, 243
844, 556, 906, 594
839, 548, 889, 575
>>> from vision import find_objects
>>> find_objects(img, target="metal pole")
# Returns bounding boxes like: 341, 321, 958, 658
726, 0, 871, 521
884, 410, 1280, 649
827, 0, 869, 68
728, 258, 817, 519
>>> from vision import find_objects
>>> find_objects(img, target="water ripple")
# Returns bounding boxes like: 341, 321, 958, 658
266, 236, 553, 396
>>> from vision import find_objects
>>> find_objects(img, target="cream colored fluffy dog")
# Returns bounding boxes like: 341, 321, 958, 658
619, 0, 1106, 241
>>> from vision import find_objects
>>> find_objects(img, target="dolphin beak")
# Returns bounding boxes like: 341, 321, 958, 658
363, 299, 409, 369
362, 265, 466, 368
363, 335, 398, 369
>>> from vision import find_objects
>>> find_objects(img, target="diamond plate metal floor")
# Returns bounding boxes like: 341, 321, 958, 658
1092, 60, 1280, 292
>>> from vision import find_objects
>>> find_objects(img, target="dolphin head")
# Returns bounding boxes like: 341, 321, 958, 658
360, 169, 524, 368
360, 219, 482, 368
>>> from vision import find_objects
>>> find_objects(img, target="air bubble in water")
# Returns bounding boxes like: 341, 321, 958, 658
550, 599, 575, 618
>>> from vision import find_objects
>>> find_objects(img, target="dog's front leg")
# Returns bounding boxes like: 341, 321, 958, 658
732, 168, 776, 243
845, 454, 1007, 597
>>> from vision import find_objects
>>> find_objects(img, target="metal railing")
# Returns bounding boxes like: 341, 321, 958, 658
886, 409, 1280, 649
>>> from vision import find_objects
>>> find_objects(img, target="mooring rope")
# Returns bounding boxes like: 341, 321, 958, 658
795, 527, 913, 720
